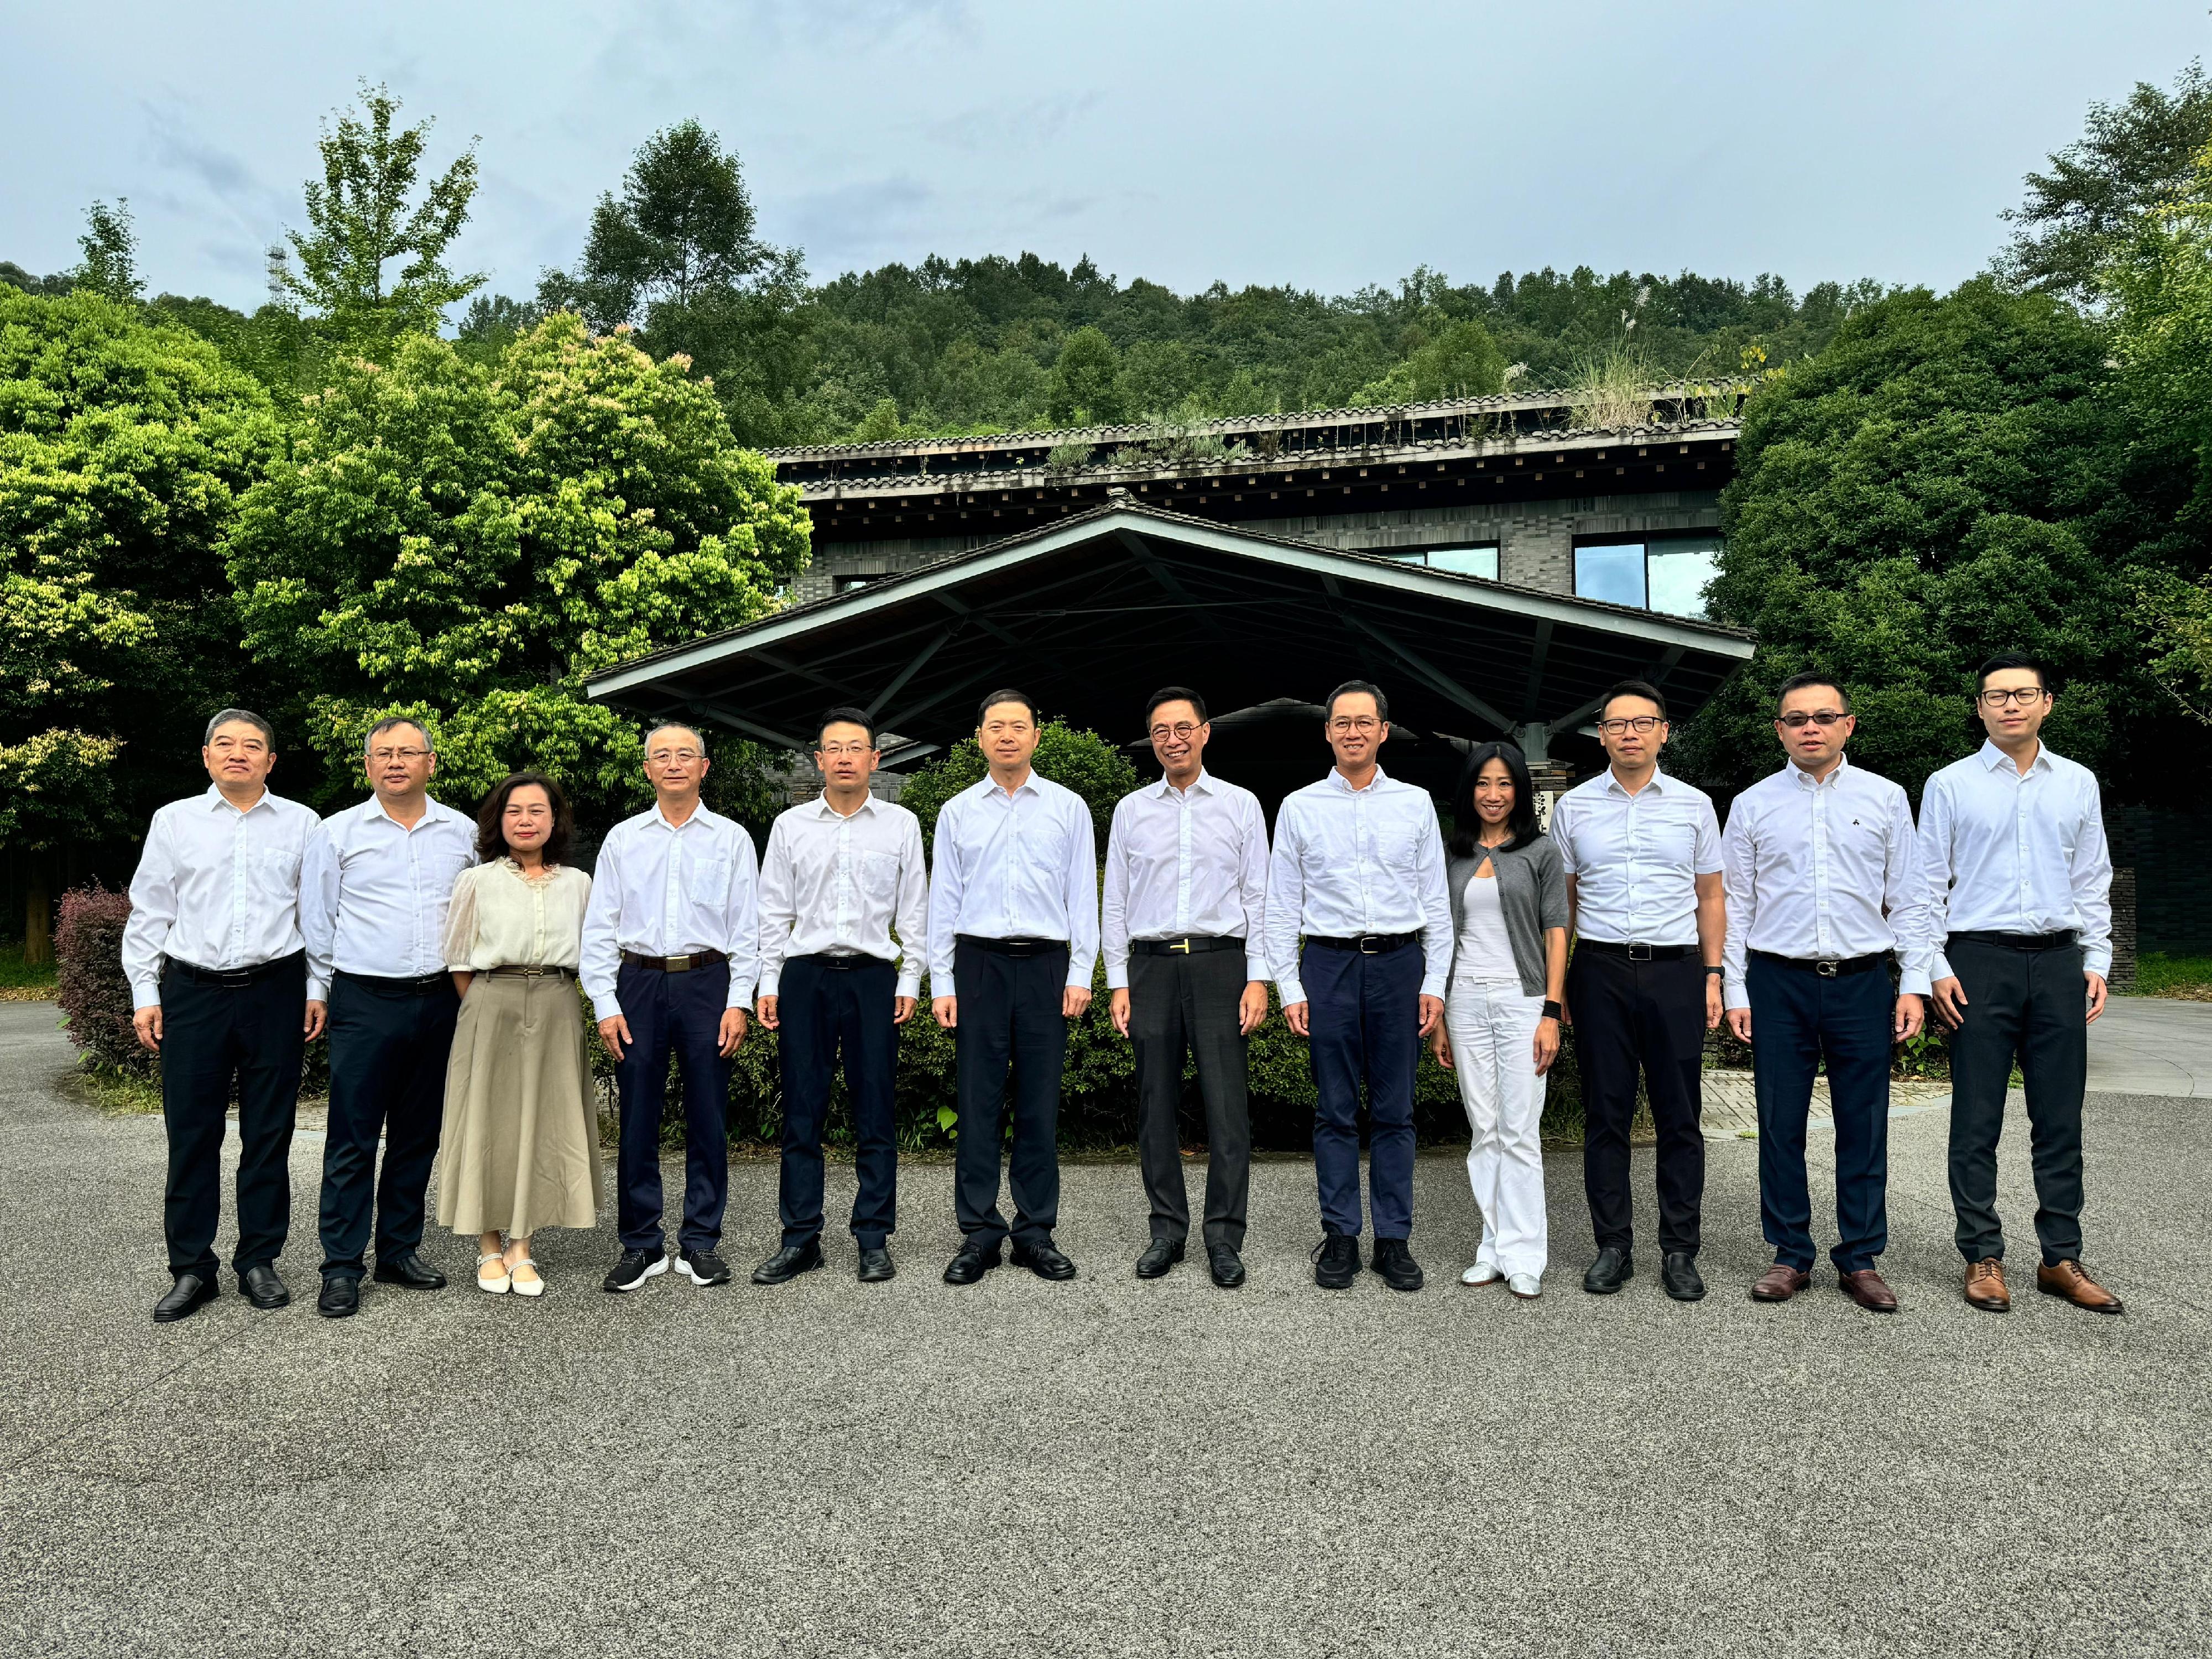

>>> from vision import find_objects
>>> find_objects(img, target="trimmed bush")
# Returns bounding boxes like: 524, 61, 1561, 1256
55, 883, 151, 1077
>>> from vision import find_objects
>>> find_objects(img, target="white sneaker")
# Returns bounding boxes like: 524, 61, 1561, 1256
1507, 1272, 1542, 1298
1461, 1261, 1503, 1286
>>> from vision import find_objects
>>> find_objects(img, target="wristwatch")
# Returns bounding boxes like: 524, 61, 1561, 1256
1704, 966, 1724, 977
1540, 1000, 1562, 1021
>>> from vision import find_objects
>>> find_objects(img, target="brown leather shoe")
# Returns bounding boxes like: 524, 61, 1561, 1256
1749, 1263, 1811, 1302
1837, 1267, 1898, 1312
2036, 1260, 2124, 1315
1964, 1258, 2010, 1312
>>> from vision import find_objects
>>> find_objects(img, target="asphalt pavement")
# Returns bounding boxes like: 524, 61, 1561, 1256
3, 999, 2208, 1658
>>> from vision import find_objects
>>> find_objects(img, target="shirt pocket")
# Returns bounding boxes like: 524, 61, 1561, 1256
858, 849, 901, 900
259, 842, 304, 888
1372, 825, 1422, 870
1640, 815, 1699, 869
687, 852, 732, 907
1020, 815, 1072, 874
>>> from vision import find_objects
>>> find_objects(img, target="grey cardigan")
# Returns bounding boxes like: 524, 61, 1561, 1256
1444, 834, 1570, 998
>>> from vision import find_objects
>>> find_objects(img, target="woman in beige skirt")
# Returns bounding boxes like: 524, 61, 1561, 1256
439, 772, 601, 1296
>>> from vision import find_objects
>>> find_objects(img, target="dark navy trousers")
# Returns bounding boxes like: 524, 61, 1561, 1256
613, 960, 732, 1254
952, 939, 1068, 1250
1748, 956, 1892, 1274
776, 954, 899, 1250
1303, 939, 1423, 1240
318, 971, 460, 1277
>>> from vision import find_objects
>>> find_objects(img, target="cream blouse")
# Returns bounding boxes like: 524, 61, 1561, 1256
441, 860, 592, 971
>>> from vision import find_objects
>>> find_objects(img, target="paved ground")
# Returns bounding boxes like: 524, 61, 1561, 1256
2089, 998, 2212, 1098
3, 999, 2208, 1658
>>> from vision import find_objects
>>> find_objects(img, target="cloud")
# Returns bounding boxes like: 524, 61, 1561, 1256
140, 97, 293, 239
922, 91, 1102, 154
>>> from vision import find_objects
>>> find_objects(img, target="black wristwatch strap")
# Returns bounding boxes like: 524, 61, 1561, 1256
1540, 1000, 1562, 1020
1704, 966, 1724, 977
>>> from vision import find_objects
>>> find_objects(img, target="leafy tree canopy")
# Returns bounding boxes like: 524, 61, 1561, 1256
74, 200, 143, 305
899, 721, 1139, 858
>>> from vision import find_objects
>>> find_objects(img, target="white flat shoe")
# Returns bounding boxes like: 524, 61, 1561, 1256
1462, 1262, 1503, 1286
508, 1256, 544, 1298
1507, 1272, 1542, 1298
476, 1251, 511, 1295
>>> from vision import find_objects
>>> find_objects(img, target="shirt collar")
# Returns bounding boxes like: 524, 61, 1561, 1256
364, 793, 455, 827
651, 801, 721, 833
1977, 738, 2051, 775
809, 791, 877, 821
1788, 752, 1850, 790
1326, 764, 1389, 796
1151, 768, 1216, 800
204, 783, 273, 816
973, 770, 1040, 800
1602, 765, 1668, 797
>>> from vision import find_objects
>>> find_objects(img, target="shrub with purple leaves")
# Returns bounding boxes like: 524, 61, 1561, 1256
56, 883, 152, 1078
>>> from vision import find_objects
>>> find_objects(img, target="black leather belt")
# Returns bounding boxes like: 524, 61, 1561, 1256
336, 969, 451, 994
1306, 932, 1417, 955
797, 952, 888, 971
164, 951, 305, 988
1578, 939, 1695, 963
1133, 935, 1244, 957
620, 948, 727, 972
957, 934, 1066, 958
1751, 949, 1888, 978
487, 964, 574, 980
1949, 930, 2078, 952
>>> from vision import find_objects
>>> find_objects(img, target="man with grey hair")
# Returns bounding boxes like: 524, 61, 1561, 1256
300, 716, 479, 1318
124, 709, 321, 1323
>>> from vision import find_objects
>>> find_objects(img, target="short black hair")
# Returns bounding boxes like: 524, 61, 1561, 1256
1144, 686, 1208, 726
474, 771, 575, 866
1599, 679, 1668, 722
1449, 740, 1542, 858
1324, 679, 1388, 723
204, 707, 275, 748
1774, 673, 1851, 714
977, 688, 1040, 726
1975, 653, 2049, 692
816, 706, 877, 747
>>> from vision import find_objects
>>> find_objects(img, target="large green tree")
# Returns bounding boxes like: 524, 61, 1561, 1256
222, 314, 812, 827
0, 289, 281, 951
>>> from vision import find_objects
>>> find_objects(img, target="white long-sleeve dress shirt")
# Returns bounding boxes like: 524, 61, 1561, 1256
580, 802, 761, 1021
1551, 766, 1723, 948
1262, 766, 1452, 1005
1917, 739, 2114, 981
300, 795, 478, 998
1720, 753, 1933, 1006
122, 785, 320, 1010
925, 771, 1099, 997
1102, 769, 1270, 990
757, 795, 931, 1001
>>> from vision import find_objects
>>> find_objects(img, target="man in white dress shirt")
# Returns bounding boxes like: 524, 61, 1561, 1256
123, 710, 321, 1323
580, 723, 760, 1294
1264, 681, 1451, 1293
928, 690, 1099, 1285
753, 708, 928, 1286
1721, 675, 1931, 1313
299, 717, 478, 1319
1104, 687, 1270, 1289
1551, 680, 1725, 1302
1921, 654, 2121, 1315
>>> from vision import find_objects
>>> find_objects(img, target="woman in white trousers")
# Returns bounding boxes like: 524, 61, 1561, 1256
1430, 741, 1569, 1297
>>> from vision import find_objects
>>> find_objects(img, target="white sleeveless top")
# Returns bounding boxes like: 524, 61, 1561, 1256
1454, 865, 1521, 984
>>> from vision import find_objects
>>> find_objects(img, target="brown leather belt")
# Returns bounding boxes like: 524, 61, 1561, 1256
487, 964, 574, 979
620, 948, 727, 973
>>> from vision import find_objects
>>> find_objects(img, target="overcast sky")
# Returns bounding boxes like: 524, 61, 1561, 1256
4, 1, 2208, 310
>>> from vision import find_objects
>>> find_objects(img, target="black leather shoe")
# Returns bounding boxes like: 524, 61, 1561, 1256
1134, 1238, 1185, 1279
1011, 1238, 1077, 1280
316, 1274, 360, 1318
1371, 1237, 1425, 1292
1582, 1247, 1634, 1295
1207, 1243, 1246, 1288
857, 1246, 895, 1282
1312, 1232, 1360, 1290
1661, 1251, 1707, 1302
153, 1272, 218, 1323
239, 1262, 290, 1310
372, 1250, 446, 1290
943, 1243, 1001, 1285
752, 1239, 825, 1285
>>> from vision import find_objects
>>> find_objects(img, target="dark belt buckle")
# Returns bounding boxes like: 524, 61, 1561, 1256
1170, 938, 1191, 955
1816, 958, 1840, 978
1626, 942, 1652, 964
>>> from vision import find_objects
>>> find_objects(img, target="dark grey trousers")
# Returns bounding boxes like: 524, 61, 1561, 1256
1129, 946, 1251, 1249
1945, 935, 2089, 1266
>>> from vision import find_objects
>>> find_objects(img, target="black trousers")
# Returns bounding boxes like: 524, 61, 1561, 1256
1945, 936, 2088, 1266
776, 954, 899, 1249
613, 960, 732, 1253
953, 938, 1068, 1250
1567, 950, 1705, 1255
317, 971, 461, 1277
158, 953, 307, 1278
1129, 946, 1251, 1249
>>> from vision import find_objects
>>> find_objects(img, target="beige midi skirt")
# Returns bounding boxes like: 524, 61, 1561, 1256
437, 973, 602, 1237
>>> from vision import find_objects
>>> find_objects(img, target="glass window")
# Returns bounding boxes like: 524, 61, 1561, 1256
1573, 535, 1720, 618
1573, 541, 1647, 608
1392, 543, 1499, 580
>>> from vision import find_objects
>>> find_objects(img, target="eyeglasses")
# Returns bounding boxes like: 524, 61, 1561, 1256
648, 748, 704, 763
817, 744, 874, 758
1597, 716, 1662, 736
368, 746, 431, 763
1149, 722, 1201, 743
1978, 687, 2048, 708
1776, 712, 1846, 729
1328, 716, 1381, 734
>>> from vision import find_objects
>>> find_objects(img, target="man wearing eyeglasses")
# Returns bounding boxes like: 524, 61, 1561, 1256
299, 717, 478, 1318
1104, 687, 1270, 1288
1551, 679, 1725, 1302
1919, 654, 2120, 1315
1265, 680, 1452, 1293
1720, 676, 1931, 1313
753, 708, 928, 1286
581, 723, 760, 1295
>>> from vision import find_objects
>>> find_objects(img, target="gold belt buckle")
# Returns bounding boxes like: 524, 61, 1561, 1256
1170, 938, 1191, 954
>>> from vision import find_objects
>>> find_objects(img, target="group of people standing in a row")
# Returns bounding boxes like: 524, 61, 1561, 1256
122, 652, 2120, 1324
